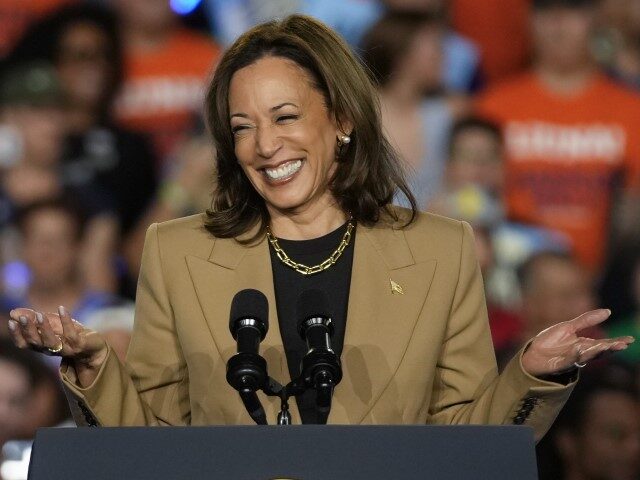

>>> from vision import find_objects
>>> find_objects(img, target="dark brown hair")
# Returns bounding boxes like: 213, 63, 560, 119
360, 11, 441, 88
204, 14, 417, 242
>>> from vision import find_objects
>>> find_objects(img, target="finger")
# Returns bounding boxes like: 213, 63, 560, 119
43, 312, 63, 336
58, 306, 79, 343
17, 312, 43, 347
578, 341, 619, 362
569, 309, 611, 333
7, 319, 29, 349
9, 308, 37, 322
601, 335, 635, 347
36, 312, 63, 351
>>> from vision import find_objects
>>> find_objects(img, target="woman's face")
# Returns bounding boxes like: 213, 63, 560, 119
229, 56, 344, 216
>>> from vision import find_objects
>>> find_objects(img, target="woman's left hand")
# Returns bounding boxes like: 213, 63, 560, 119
521, 309, 635, 378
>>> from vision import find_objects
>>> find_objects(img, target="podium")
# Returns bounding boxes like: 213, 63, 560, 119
29, 425, 538, 480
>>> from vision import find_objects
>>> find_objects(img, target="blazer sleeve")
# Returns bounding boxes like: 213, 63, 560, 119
60, 223, 190, 427
426, 222, 575, 441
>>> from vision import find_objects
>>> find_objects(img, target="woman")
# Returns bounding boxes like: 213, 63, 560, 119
6, 15, 633, 435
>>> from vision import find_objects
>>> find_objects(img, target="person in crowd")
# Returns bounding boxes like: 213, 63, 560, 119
605, 250, 640, 364
0, 61, 68, 296
450, 0, 532, 85
0, 0, 75, 58
112, 0, 221, 161
0, 60, 121, 294
475, 0, 640, 274
432, 117, 504, 202
5, 16, 633, 435
537, 367, 640, 480
430, 117, 523, 358
0, 198, 120, 327
0, 62, 65, 221
6, 4, 162, 292
594, 0, 640, 90
0, 337, 69, 452
361, 11, 468, 209
0, 339, 32, 450
206, 0, 481, 93
8, 4, 158, 238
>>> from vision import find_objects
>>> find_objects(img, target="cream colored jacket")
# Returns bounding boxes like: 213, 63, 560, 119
61, 210, 574, 440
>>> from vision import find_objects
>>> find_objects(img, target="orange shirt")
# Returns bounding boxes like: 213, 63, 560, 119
451, 0, 532, 85
0, 0, 75, 57
114, 29, 221, 161
475, 72, 640, 271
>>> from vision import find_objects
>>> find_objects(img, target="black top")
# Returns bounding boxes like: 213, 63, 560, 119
269, 221, 355, 424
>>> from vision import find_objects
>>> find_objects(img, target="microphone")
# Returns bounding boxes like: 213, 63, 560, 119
296, 289, 343, 424
226, 289, 269, 425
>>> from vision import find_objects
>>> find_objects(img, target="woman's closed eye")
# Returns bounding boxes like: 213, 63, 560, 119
276, 114, 299, 124
232, 124, 251, 134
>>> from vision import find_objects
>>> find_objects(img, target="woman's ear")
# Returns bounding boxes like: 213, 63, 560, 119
335, 116, 354, 138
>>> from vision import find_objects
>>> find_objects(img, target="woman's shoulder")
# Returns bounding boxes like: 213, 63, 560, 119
381, 205, 467, 235
376, 206, 471, 262
150, 213, 215, 256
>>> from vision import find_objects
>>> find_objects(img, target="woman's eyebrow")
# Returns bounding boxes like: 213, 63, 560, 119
230, 103, 298, 120
270, 102, 298, 111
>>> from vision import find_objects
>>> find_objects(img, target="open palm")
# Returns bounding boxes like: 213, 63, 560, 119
521, 309, 634, 377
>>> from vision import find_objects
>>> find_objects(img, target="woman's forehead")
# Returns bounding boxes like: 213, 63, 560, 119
228, 57, 320, 113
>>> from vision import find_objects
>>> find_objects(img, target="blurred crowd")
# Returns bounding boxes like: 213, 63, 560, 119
0, 0, 639, 478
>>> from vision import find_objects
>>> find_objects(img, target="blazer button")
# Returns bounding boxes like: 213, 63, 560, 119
513, 415, 526, 425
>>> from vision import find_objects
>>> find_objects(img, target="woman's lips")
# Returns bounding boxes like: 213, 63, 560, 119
262, 159, 303, 183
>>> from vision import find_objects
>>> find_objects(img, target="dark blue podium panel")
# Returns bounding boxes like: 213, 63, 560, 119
29, 425, 538, 480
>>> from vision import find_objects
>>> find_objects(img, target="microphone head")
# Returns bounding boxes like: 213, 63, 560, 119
296, 289, 333, 338
229, 289, 269, 339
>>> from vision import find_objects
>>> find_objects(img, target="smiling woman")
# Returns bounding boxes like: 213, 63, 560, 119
6, 14, 634, 434
205, 16, 415, 241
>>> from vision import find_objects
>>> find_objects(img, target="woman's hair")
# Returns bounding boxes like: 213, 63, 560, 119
204, 14, 417, 241
360, 11, 441, 88
4, 4, 123, 122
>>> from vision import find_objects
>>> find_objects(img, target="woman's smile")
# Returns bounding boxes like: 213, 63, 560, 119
262, 158, 304, 183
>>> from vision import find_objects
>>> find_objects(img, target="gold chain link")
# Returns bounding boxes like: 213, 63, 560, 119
266, 220, 354, 275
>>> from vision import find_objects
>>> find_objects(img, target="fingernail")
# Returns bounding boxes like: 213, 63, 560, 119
606, 309, 612, 315
19, 315, 28, 326
8, 320, 17, 331
58, 305, 66, 316
36, 312, 44, 324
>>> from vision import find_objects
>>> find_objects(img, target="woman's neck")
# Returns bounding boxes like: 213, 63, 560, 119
267, 196, 348, 240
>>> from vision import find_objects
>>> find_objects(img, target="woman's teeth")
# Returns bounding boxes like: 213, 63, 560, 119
264, 160, 302, 180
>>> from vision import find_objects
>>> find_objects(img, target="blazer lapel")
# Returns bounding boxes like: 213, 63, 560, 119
185, 230, 303, 423
185, 220, 436, 426
328, 223, 437, 424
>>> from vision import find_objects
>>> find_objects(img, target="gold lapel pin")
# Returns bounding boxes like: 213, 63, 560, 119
390, 278, 404, 295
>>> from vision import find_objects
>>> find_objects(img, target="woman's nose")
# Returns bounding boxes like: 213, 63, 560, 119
255, 125, 282, 159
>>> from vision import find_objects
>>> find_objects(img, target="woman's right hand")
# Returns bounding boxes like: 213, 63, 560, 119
7, 306, 108, 387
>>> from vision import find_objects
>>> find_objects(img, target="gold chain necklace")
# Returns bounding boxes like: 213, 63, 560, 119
266, 220, 354, 276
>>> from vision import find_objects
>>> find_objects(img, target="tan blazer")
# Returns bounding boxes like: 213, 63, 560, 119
62, 210, 574, 440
